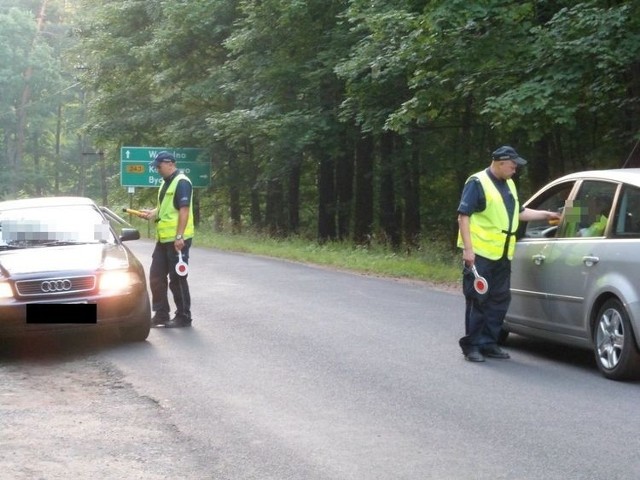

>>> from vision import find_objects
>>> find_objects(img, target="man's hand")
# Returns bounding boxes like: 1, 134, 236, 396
548, 211, 561, 223
462, 248, 475, 267
140, 208, 156, 221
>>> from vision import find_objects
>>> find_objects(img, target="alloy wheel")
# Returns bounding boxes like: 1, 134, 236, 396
595, 307, 624, 370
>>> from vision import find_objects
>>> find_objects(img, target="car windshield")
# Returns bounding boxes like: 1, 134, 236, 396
0, 204, 115, 248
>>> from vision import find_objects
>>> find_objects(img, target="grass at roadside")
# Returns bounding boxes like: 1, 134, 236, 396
195, 230, 462, 287
124, 215, 462, 287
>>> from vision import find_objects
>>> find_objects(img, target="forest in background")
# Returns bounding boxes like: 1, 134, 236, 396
1, 0, 640, 249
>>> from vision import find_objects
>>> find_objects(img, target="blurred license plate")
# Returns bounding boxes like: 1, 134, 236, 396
26, 303, 97, 324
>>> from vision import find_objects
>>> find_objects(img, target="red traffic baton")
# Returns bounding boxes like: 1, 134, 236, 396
175, 250, 188, 276
470, 264, 489, 294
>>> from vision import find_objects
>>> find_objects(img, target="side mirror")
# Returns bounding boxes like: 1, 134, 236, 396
120, 228, 140, 242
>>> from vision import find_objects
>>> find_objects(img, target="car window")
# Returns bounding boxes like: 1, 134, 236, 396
560, 181, 617, 238
0, 204, 114, 246
522, 182, 575, 239
99, 206, 138, 235
612, 185, 640, 238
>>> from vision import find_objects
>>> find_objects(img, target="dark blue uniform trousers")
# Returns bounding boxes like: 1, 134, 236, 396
459, 255, 511, 354
150, 238, 192, 319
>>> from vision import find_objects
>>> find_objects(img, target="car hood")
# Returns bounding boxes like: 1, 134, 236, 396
0, 243, 130, 276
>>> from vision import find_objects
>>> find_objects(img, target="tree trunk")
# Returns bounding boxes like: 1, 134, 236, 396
248, 143, 262, 230
336, 130, 354, 241
353, 133, 374, 245
403, 133, 421, 247
99, 151, 108, 206
14, 0, 49, 194
287, 154, 302, 234
77, 133, 86, 196
54, 103, 62, 195
379, 131, 400, 249
32, 130, 42, 197
228, 154, 242, 233
531, 137, 551, 191
622, 61, 640, 168
192, 189, 200, 228
317, 152, 336, 242
265, 178, 284, 236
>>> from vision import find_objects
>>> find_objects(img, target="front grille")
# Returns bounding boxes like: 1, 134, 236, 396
15, 276, 97, 297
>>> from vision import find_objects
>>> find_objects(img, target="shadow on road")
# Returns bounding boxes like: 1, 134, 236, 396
0, 330, 151, 364
505, 333, 596, 371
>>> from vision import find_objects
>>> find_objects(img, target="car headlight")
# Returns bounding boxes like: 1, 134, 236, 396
99, 270, 143, 295
0, 281, 14, 299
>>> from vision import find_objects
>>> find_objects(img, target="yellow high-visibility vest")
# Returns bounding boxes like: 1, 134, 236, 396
156, 173, 194, 243
457, 170, 519, 260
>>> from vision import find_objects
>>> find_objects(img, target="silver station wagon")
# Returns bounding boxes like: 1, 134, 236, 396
504, 168, 640, 380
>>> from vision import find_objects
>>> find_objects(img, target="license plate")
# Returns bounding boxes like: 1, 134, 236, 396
26, 303, 97, 324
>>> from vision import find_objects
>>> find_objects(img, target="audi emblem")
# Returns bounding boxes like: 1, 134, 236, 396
41, 279, 72, 293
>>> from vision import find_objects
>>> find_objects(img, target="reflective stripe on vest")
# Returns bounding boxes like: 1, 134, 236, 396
457, 170, 519, 260
156, 173, 194, 243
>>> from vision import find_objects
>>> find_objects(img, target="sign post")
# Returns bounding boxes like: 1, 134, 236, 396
120, 146, 211, 188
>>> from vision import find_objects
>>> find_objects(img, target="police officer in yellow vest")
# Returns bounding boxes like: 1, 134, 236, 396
457, 146, 560, 362
141, 151, 195, 328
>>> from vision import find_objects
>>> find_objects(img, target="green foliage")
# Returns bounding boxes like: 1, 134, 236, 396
4, 0, 640, 256
336, 1, 418, 132
483, 2, 640, 145
0, 0, 79, 197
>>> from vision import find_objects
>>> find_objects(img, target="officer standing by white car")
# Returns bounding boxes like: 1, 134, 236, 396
141, 151, 194, 328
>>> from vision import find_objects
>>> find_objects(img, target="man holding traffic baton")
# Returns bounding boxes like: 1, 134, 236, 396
140, 151, 194, 328
456, 146, 560, 362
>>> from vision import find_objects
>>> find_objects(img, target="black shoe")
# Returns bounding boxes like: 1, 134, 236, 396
464, 348, 485, 363
481, 345, 510, 359
164, 315, 192, 328
151, 313, 170, 327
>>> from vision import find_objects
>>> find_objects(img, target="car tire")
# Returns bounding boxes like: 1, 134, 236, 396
121, 320, 151, 342
593, 298, 640, 380
497, 328, 509, 345
120, 297, 151, 342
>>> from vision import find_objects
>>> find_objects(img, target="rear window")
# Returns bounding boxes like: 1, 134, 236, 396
612, 186, 640, 238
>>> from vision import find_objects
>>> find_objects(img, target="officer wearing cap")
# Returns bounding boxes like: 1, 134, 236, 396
456, 146, 560, 362
141, 151, 194, 328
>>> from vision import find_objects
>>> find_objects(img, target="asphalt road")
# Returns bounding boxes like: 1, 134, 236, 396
2, 239, 640, 479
